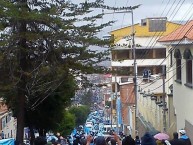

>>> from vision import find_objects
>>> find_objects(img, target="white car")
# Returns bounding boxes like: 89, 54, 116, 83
85, 121, 93, 127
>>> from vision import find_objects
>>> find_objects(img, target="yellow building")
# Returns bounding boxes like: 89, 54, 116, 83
110, 17, 181, 43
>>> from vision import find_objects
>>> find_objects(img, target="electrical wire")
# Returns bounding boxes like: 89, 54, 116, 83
150, 62, 185, 92
139, 23, 193, 92
138, 16, 193, 87
120, 0, 130, 28
139, 0, 185, 63
110, 0, 117, 32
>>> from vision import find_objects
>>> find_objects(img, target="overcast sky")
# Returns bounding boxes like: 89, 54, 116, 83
84, 0, 193, 36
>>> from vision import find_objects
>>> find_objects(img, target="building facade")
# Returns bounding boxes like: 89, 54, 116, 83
0, 99, 17, 139
159, 20, 193, 143
109, 17, 182, 137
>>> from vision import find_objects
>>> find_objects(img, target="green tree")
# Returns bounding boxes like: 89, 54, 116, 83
0, 0, 131, 144
25, 75, 76, 140
56, 111, 76, 136
69, 105, 90, 126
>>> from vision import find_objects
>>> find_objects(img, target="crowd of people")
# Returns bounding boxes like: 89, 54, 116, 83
32, 129, 191, 145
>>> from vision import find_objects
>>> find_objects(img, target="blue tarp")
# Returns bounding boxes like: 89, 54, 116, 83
0, 138, 15, 145
116, 97, 122, 125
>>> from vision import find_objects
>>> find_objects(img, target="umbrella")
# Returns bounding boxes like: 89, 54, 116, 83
154, 133, 169, 140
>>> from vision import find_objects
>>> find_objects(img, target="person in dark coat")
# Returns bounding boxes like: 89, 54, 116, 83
170, 132, 185, 145
179, 129, 192, 145
122, 135, 135, 145
135, 136, 141, 145
141, 132, 156, 145
34, 137, 47, 145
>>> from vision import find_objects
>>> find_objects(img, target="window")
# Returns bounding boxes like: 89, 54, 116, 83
174, 49, 182, 82
2, 117, 6, 129
183, 49, 193, 87
170, 50, 173, 67
176, 58, 181, 81
186, 59, 192, 84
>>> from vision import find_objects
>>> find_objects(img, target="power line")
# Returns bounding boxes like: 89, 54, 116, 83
120, 0, 130, 28
110, 0, 117, 32
139, 0, 185, 63
139, 23, 193, 91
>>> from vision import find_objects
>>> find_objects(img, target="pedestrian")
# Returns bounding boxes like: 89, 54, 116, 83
170, 132, 185, 145
1, 131, 4, 139
179, 129, 191, 145
122, 135, 135, 145
34, 137, 47, 145
135, 136, 141, 145
86, 132, 121, 145
141, 132, 156, 145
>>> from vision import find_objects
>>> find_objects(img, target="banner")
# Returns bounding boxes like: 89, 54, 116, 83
0, 138, 15, 145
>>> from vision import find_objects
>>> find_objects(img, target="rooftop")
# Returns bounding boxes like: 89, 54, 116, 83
158, 20, 193, 42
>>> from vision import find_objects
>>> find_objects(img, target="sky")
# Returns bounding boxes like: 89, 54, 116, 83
99, 0, 193, 35
81, 0, 193, 67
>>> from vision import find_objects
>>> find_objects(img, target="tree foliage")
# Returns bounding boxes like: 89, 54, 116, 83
25, 75, 76, 136
56, 110, 76, 136
0, 0, 131, 143
69, 105, 90, 126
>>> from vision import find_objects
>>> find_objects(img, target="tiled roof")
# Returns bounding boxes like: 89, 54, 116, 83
158, 20, 193, 42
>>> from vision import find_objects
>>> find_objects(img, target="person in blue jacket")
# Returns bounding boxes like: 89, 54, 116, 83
179, 129, 191, 145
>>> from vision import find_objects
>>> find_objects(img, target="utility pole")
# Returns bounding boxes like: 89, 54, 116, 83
115, 73, 119, 132
131, 8, 138, 137
103, 5, 141, 135
111, 94, 113, 128
162, 65, 167, 132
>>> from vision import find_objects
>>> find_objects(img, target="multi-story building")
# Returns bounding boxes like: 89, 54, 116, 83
158, 20, 193, 143
0, 98, 17, 139
110, 17, 181, 76
109, 17, 182, 136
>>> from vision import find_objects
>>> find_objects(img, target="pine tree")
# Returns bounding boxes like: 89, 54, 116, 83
0, 0, 131, 144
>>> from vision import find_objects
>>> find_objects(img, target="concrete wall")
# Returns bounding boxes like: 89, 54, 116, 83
173, 45, 193, 141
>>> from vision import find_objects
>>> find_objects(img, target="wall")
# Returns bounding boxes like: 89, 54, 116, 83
173, 45, 193, 139
110, 21, 181, 43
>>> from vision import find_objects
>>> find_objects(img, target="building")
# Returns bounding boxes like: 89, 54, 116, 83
110, 17, 181, 76
109, 17, 182, 136
0, 99, 17, 139
158, 20, 193, 143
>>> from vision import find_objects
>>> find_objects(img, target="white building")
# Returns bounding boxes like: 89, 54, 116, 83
158, 20, 193, 142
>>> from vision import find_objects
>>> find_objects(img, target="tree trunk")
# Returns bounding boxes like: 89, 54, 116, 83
16, 0, 28, 143
16, 93, 25, 145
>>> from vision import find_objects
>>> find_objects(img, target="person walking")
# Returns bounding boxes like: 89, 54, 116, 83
122, 135, 135, 145
34, 137, 47, 145
179, 129, 191, 145
135, 136, 141, 145
170, 132, 185, 145
141, 132, 156, 145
